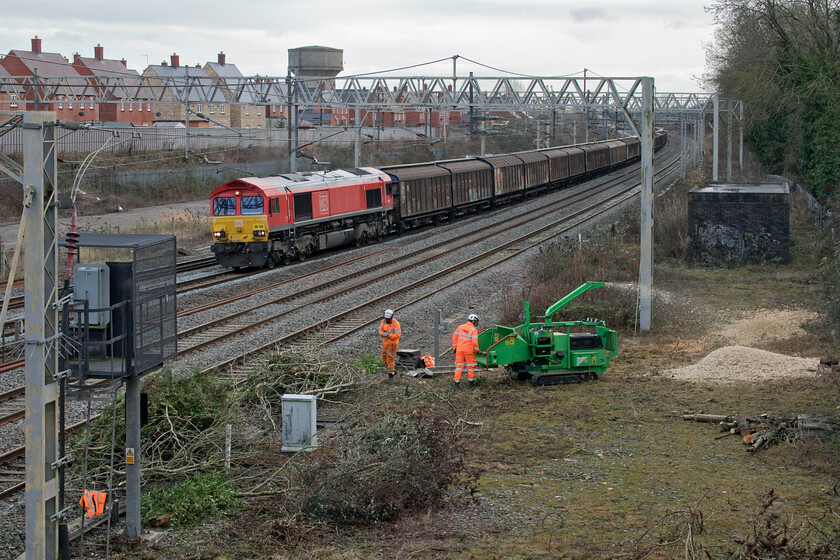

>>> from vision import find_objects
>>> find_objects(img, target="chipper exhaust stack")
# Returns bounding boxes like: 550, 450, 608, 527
476, 282, 617, 385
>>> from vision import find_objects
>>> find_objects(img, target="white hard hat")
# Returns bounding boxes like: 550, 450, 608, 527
384, 309, 394, 319
468, 313, 478, 322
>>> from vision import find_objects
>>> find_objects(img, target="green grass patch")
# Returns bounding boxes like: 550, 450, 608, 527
142, 470, 241, 527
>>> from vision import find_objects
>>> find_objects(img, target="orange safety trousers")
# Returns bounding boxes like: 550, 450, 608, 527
381, 339, 398, 373
80, 489, 107, 518
454, 349, 476, 381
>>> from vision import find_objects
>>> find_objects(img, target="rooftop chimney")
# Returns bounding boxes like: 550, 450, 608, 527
94, 44, 104, 61
31, 36, 42, 54
218, 51, 226, 65
161, 60, 168, 67
120, 58, 127, 67
170, 53, 179, 68
73, 53, 81, 63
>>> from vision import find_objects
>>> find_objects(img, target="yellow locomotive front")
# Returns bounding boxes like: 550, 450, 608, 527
210, 188, 271, 268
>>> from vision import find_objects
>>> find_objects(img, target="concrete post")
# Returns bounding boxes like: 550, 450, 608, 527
124, 373, 141, 538
24, 111, 59, 560
638, 77, 654, 332
433, 309, 440, 367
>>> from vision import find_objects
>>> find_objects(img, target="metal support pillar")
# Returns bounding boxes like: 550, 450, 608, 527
285, 72, 293, 172
24, 111, 60, 560
638, 77, 654, 332
712, 93, 719, 181
124, 373, 141, 538
739, 102, 744, 176
727, 99, 733, 181
680, 114, 686, 179
354, 107, 361, 168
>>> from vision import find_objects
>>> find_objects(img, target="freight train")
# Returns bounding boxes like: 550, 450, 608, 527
210, 132, 667, 268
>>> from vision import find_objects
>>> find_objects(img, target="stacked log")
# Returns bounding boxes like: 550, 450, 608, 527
682, 412, 836, 452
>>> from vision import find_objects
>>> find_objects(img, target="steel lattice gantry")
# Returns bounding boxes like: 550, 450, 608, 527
0, 72, 714, 113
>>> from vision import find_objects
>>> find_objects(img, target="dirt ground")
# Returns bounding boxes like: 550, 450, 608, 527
105, 252, 840, 559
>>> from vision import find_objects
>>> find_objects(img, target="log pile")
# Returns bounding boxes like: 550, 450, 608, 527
682, 412, 837, 452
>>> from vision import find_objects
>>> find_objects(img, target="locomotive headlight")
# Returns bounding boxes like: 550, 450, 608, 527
253, 229, 266, 237
213, 230, 225, 239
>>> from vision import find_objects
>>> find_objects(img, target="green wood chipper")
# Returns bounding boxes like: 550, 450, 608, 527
476, 282, 618, 385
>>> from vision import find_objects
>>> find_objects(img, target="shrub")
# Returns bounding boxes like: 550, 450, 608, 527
352, 353, 384, 375
141, 471, 240, 527
294, 411, 467, 524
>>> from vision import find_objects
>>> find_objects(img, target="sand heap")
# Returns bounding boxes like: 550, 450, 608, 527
668, 345, 820, 383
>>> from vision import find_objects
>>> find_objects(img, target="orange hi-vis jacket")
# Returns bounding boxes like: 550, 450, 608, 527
452, 321, 479, 353
80, 489, 107, 518
378, 318, 401, 341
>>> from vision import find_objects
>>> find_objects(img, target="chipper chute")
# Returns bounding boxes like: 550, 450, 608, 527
476, 281, 618, 385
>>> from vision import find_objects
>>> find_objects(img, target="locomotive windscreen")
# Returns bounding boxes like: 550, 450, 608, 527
213, 197, 236, 216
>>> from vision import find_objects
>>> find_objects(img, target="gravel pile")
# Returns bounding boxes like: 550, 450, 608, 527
667, 345, 820, 384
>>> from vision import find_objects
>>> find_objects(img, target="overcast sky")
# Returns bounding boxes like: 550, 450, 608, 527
2, 0, 715, 92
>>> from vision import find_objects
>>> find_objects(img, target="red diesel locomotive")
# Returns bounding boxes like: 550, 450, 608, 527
210, 167, 393, 268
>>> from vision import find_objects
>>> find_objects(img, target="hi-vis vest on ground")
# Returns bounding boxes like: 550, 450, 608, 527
422, 355, 435, 367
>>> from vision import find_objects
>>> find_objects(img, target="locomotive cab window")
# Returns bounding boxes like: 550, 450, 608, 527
240, 196, 264, 215
270, 197, 280, 215
213, 197, 237, 216
365, 188, 382, 209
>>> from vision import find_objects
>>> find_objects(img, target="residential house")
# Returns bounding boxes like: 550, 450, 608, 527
1, 36, 97, 120
141, 54, 226, 127
0, 64, 23, 112
72, 44, 154, 125
204, 52, 265, 128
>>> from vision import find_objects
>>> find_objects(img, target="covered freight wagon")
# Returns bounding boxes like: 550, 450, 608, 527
579, 143, 610, 176
382, 163, 451, 223
436, 158, 493, 210
478, 154, 526, 199
512, 151, 550, 190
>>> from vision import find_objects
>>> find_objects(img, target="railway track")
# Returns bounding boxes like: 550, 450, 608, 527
0, 254, 221, 316
206, 147, 683, 380
0, 142, 685, 504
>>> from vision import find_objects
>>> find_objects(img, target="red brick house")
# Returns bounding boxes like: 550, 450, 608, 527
72, 44, 154, 125
0, 64, 23, 112
1, 36, 97, 121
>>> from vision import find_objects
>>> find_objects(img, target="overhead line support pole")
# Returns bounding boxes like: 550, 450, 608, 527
638, 77, 654, 332
24, 111, 60, 560
712, 93, 719, 181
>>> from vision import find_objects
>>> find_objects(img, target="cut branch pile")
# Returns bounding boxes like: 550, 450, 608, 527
682, 412, 838, 452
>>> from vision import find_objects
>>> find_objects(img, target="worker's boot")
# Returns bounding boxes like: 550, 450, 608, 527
388, 371, 395, 383
453, 380, 460, 389
468, 379, 476, 388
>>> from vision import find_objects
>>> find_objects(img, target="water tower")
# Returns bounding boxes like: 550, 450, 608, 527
288, 46, 343, 78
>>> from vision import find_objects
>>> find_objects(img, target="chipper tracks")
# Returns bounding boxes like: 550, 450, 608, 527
205, 148, 682, 380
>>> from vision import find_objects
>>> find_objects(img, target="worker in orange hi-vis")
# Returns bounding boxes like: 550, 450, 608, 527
452, 313, 480, 388
378, 309, 401, 381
